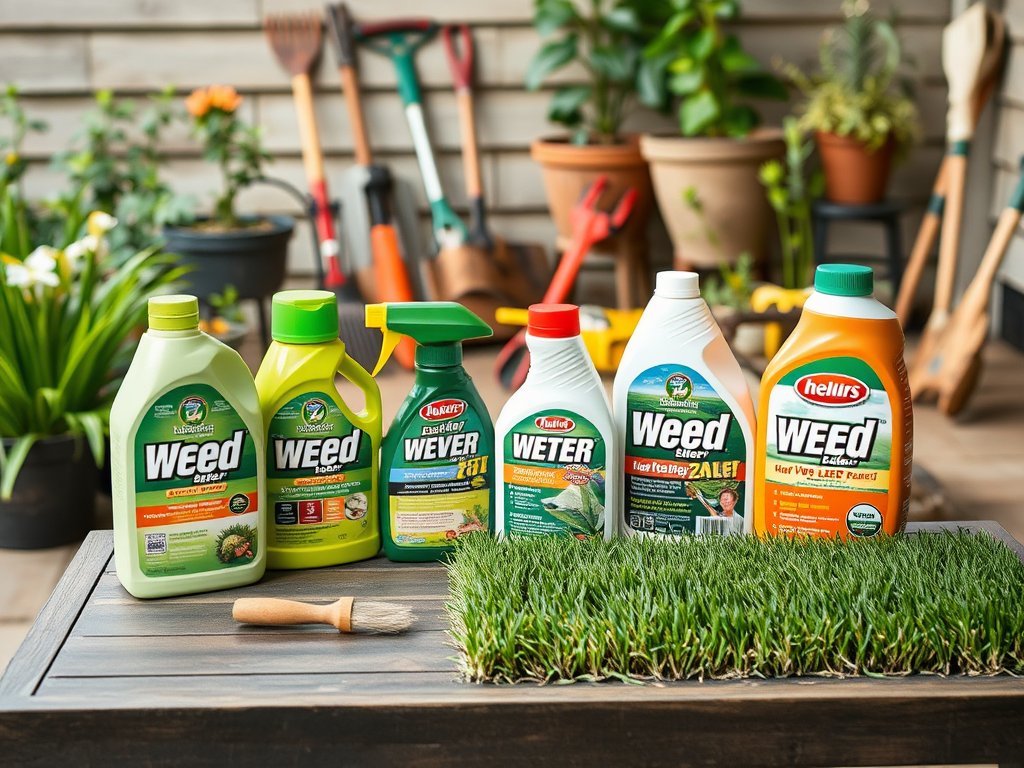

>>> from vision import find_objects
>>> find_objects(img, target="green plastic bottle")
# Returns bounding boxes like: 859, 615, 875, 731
255, 290, 383, 569
110, 295, 266, 598
366, 302, 494, 562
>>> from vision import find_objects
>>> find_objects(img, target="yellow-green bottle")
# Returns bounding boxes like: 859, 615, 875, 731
111, 295, 266, 598
255, 290, 382, 569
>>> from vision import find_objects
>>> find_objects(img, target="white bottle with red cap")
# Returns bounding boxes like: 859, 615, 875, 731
496, 304, 616, 541
613, 272, 756, 538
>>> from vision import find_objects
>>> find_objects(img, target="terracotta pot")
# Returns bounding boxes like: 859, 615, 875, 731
641, 129, 784, 269
816, 131, 895, 204
530, 136, 655, 247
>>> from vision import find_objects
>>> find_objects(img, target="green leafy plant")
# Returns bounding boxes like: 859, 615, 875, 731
781, 0, 918, 153
0, 85, 48, 191
0, 192, 183, 499
759, 117, 822, 289
185, 85, 269, 228
206, 283, 245, 323
525, 0, 667, 144
642, 0, 788, 137
215, 523, 257, 563
701, 251, 755, 309
447, 530, 1024, 683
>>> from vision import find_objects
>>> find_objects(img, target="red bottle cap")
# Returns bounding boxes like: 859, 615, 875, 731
527, 303, 580, 338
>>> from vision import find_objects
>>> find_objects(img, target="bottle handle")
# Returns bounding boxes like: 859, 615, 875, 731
336, 351, 383, 434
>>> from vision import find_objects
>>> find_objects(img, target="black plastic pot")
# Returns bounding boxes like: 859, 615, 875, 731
162, 215, 295, 302
0, 434, 97, 549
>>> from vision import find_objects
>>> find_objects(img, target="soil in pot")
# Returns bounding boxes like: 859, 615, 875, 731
163, 214, 294, 302
641, 129, 784, 270
531, 136, 655, 247
0, 434, 98, 549
816, 131, 895, 205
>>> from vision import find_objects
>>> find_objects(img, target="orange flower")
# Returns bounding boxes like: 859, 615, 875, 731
185, 85, 243, 118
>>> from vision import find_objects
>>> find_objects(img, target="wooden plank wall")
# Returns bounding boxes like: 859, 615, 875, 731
0, 0, 949, 286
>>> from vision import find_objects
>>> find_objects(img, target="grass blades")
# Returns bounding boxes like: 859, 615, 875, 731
445, 531, 1024, 683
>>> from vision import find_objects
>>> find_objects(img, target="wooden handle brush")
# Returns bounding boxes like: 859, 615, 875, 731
233, 597, 415, 634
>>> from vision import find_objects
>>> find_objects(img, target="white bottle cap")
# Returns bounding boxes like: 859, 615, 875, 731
655, 271, 700, 299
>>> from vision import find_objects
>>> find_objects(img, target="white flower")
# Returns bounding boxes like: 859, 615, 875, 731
87, 211, 117, 236
5, 247, 60, 288
64, 234, 107, 265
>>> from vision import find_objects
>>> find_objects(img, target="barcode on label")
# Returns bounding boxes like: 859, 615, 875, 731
145, 533, 167, 555
696, 516, 730, 537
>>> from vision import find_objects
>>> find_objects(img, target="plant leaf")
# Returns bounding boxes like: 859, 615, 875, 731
669, 69, 704, 95
734, 72, 789, 101
688, 28, 715, 62
0, 432, 40, 500
636, 52, 673, 109
591, 45, 636, 82
525, 35, 578, 91
603, 6, 641, 34
533, 0, 578, 36
547, 85, 591, 127
719, 34, 761, 73
680, 90, 720, 136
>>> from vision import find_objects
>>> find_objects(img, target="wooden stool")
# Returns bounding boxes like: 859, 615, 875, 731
555, 234, 651, 310
812, 199, 906, 295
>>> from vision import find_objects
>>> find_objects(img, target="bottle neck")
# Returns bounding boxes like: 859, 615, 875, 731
523, 333, 599, 390
415, 343, 461, 368
146, 327, 202, 340
648, 294, 717, 341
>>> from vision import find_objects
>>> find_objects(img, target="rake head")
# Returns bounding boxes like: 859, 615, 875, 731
265, 12, 323, 77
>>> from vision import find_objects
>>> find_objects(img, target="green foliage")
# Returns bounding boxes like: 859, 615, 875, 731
700, 251, 755, 309
0, 190, 184, 500
0, 85, 48, 191
207, 283, 245, 323
783, 0, 918, 153
215, 523, 257, 563
49, 88, 194, 259
759, 117, 821, 289
643, 0, 788, 137
526, 0, 669, 143
446, 530, 1024, 683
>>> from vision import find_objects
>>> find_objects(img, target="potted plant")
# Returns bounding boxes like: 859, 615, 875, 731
638, 0, 788, 269
163, 85, 293, 302
0, 196, 180, 548
526, 0, 663, 249
783, 0, 918, 204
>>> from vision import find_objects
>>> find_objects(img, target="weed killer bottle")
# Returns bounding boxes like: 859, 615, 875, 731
613, 272, 756, 537
496, 305, 615, 540
110, 295, 266, 598
366, 301, 494, 562
255, 290, 382, 569
754, 265, 912, 539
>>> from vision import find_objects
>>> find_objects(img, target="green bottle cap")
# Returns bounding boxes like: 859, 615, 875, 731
149, 294, 199, 331
416, 344, 462, 368
814, 264, 874, 297
272, 290, 339, 344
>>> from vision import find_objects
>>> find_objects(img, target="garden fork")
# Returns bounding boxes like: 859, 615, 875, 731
265, 12, 351, 294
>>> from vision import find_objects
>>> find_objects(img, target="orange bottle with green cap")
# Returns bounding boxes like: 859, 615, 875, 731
110, 295, 266, 598
754, 265, 913, 539
255, 290, 382, 569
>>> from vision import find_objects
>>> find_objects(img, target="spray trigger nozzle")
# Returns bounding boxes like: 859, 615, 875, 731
365, 305, 402, 376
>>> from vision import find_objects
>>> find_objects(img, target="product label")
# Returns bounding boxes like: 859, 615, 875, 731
387, 397, 490, 547
502, 410, 607, 539
133, 384, 259, 577
624, 365, 747, 536
267, 392, 374, 551
764, 357, 894, 538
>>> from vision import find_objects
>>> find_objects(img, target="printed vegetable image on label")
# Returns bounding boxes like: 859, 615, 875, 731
503, 410, 606, 540
624, 365, 746, 536
764, 357, 893, 538
133, 384, 259, 577
388, 398, 490, 548
267, 392, 374, 550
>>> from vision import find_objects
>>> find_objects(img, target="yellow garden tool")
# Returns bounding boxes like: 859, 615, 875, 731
750, 285, 813, 359
495, 306, 642, 373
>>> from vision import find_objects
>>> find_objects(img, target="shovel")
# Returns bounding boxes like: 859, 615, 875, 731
354, 19, 468, 253
905, 4, 998, 391
895, 6, 1004, 325
494, 177, 637, 391
325, 3, 417, 369
912, 157, 1024, 415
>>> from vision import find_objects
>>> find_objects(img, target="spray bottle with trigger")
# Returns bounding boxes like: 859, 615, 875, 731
366, 302, 494, 562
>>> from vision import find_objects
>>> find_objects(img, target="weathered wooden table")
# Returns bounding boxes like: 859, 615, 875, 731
2, 522, 1023, 767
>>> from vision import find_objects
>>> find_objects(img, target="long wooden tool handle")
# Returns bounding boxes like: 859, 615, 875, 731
895, 156, 950, 324
457, 91, 482, 199
933, 148, 969, 314
233, 598, 333, 627
340, 65, 372, 167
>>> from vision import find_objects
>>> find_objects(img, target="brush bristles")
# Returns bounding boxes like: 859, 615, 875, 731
351, 601, 416, 633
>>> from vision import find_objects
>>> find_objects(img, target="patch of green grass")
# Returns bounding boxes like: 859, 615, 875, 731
445, 531, 1024, 683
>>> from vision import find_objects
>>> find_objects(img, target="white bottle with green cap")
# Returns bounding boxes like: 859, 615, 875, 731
110, 294, 266, 598
255, 290, 382, 569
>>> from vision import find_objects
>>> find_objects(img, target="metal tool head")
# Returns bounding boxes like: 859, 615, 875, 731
265, 11, 323, 76
325, 3, 357, 68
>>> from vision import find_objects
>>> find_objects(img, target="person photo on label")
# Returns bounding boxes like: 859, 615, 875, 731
718, 487, 738, 517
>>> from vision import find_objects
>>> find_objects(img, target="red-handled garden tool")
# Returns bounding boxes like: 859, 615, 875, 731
495, 176, 637, 391
265, 12, 356, 298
